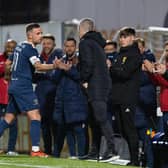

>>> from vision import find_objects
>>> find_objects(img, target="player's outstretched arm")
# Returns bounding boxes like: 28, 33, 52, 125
34, 61, 56, 71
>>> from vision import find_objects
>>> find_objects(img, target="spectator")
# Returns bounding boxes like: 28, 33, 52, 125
104, 40, 118, 64
78, 18, 119, 162
54, 38, 87, 157
110, 27, 141, 166
0, 39, 18, 156
52, 37, 88, 158
35, 34, 63, 155
135, 37, 157, 168
147, 41, 168, 79
104, 40, 119, 132
154, 41, 168, 80
0, 23, 58, 157
144, 41, 168, 135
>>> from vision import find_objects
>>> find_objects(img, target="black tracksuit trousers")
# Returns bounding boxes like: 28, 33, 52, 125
112, 104, 139, 164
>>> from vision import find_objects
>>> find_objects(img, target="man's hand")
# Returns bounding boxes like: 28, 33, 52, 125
106, 59, 112, 69
53, 58, 61, 69
143, 59, 167, 74
54, 58, 72, 71
143, 59, 154, 73
82, 82, 88, 88
4, 59, 12, 81
154, 63, 166, 74
61, 62, 72, 71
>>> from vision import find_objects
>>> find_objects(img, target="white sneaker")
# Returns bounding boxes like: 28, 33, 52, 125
6, 151, 19, 156
100, 154, 120, 163
69, 156, 77, 159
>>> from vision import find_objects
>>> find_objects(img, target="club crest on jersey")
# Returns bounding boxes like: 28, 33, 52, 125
122, 56, 127, 64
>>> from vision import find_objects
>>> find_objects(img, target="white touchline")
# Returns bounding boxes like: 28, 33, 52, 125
0, 161, 100, 168
0, 162, 61, 168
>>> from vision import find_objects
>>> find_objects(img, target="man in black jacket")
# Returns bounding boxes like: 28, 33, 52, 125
78, 18, 119, 162
110, 27, 141, 166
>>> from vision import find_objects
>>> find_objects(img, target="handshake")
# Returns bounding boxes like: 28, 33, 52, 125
53, 57, 72, 71
143, 60, 167, 74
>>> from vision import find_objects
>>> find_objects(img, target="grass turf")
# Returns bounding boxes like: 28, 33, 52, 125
0, 155, 138, 168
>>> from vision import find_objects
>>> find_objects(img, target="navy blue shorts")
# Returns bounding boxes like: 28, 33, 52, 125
7, 92, 39, 114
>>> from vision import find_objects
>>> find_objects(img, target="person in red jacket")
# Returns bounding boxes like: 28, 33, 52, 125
0, 39, 17, 112
144, 41, 168, 134
0, 39, 18, 155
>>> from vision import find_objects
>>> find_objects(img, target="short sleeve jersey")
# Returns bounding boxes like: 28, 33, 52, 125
9, 42, 40, 94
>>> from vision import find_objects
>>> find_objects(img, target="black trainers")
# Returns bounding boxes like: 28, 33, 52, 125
79, 153, 98, 161
127, 161, 139, 166
100, 152, 120, 163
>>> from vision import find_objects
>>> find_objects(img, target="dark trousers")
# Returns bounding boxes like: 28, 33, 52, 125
66, 122, 86, 157
53, 122, 87, 157
112, 104, 139, 163
135, 105, 156, 168
41, 117, 56, 155
89, 100, 116, 154
53, 124, 66, 157
39, 91, 56, 155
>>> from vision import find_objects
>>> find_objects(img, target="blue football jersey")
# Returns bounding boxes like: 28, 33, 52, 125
9, 42, 40, 94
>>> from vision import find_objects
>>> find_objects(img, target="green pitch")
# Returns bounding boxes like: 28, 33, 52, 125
0, 155, 138, 168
